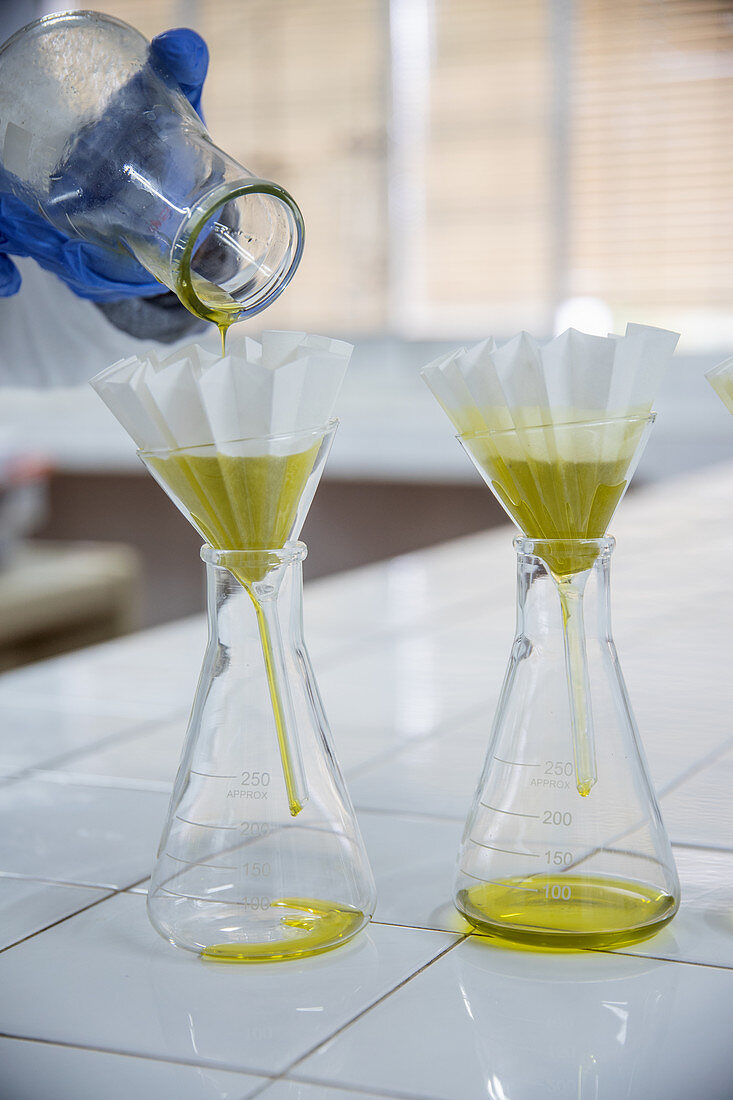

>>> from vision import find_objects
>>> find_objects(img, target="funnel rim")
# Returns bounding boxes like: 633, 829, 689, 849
458, 411, 655, 443
137, 418, 337, 459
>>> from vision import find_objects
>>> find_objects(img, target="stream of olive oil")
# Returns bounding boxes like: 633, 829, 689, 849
457, 874, 677, 950
149, 262, 367, 962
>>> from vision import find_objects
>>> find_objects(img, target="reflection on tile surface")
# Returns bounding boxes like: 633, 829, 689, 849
0, 892, 456, 1075
0, 1038, 264, 1100
299, 937, 733, 1100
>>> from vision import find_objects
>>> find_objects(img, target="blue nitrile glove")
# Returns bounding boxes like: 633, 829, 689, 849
0, 28, 209, 301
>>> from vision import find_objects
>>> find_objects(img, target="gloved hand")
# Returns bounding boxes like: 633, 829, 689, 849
0, 28, 209, 301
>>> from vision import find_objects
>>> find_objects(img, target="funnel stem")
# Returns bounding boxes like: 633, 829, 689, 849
557, 577, 597, 797
248, 587, 308, 816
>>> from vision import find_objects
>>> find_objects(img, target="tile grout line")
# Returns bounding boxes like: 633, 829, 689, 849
279, 933, 469, 1080
0, 872, 151, 955
0, 714, 184, 790
655, 732, 733, 800
0, 890, 117, 956
597, 948, 733, 973
0, 1030, 282, 1079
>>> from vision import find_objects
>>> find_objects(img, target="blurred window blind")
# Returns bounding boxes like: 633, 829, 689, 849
90, 0, 389, 334
73, 1, 733, 345
568, 0, 733, 346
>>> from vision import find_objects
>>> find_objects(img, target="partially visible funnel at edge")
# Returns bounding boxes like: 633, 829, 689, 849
706, 355, 733, 416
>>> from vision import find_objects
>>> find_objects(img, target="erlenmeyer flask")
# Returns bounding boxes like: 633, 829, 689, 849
454, 536, 680, 949
148, 542, 376, 961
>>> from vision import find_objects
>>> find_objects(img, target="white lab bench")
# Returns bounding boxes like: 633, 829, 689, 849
0, 460, 732, 1098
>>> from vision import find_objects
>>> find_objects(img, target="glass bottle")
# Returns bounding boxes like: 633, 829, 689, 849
0, 12, 303, 328
147, 542, 376, 961
454, 536, 680, 949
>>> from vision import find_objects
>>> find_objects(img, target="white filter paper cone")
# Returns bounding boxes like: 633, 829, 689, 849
90, 331, 353, 455
421, 323, 679, 460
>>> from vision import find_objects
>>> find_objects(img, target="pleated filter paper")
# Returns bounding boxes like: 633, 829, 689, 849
421, 324, 679, 552
90, 331, 353, 553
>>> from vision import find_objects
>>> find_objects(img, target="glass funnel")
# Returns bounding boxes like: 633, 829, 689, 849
148, 543, 376, 960
0, 11, 304, 330
460, 414, 654, 796
140, 423, 336, 818
454, 537, 680, 949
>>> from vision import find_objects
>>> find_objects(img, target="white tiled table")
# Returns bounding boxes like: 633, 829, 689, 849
2, 462, 733, 1100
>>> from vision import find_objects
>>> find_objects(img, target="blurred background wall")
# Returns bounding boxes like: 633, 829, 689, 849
3, 0, 733, 661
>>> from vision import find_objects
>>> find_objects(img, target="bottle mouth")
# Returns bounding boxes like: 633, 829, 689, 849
0, 10, 145, 60
173, 179, 305, 324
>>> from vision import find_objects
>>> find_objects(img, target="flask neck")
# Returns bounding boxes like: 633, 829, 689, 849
203, 543, 306, 619
515, 537, 614, 641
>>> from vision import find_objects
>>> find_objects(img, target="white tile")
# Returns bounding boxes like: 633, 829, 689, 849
349, 719, 489, 820
0, 702, 152, 775
0, 617, 205, 713
0, 892, 456, 1076
49, 719, 187, 788
259, 1081, 392, 1100
305, 536, 514, 645
660, 746, 733, 849
672, 844, 733, 903
614, 846, 733, 970
329, 724, 405, 777
359, 810, 466, 932
0, 662, 179, 721
318, 616, 508, 741
299, 935, 733, 1100
0, 1038, 265, 1100
0, 879, 110, 950
0, 776, 169, 887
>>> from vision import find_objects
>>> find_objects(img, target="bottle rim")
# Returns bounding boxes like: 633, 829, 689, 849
0, 11, 145, 62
